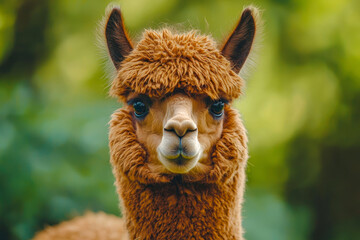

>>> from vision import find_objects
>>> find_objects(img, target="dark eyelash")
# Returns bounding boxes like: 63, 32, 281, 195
220, 98, 229, 104
205, 97, 229, 107
127, 95, 153, 106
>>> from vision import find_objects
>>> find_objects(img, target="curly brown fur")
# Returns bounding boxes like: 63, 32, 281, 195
109, 106, 247, 239
110, 29, 244, 101
33, 212, 127, 240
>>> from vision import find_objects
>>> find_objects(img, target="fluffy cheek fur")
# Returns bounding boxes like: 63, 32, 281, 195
184, 105, 248, 182
109, 106, 170, 184
109, 105, 247, 184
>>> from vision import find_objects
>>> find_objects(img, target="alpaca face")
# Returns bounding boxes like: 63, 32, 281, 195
105, 7, 257, 182
126, 92, 224, 174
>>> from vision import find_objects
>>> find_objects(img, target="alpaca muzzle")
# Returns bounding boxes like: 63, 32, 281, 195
157, 98, 202, 173
157, 127, 202, 173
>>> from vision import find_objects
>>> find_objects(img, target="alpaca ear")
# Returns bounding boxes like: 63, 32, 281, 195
105, 7, 133, 69
221, 7, 257, 74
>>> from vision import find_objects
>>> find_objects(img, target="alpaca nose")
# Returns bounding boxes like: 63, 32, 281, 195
164, 118, 197, 138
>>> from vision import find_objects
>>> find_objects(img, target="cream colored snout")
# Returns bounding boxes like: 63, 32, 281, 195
157, 95, 202, 173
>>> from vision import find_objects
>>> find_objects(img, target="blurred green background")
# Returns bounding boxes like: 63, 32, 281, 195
0, 0, 359, 239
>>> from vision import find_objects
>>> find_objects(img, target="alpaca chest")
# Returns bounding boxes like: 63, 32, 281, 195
119, 174, 244, 240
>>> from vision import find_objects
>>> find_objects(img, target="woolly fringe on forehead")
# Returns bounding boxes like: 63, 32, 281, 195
110, 29, 244, 101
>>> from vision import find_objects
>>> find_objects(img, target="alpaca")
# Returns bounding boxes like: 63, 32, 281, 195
34, 5, 259, 240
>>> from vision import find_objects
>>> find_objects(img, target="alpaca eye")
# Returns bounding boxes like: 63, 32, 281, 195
133, 100, 149, 118
209, 100, 225, 118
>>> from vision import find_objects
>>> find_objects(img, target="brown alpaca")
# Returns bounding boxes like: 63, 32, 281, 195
34, 5, 259, 240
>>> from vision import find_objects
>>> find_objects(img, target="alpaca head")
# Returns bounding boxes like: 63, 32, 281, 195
106, 7, 258, 184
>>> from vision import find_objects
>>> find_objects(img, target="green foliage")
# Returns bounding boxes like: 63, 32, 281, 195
0, 0, 359, 239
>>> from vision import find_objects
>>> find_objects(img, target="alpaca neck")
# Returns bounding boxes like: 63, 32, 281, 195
109, 108, 248, 239
118, 172, 245, 240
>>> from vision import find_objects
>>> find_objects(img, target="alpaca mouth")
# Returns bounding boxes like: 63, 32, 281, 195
157, 150, 201, 174
160, 149, 197, 160
171, 154, 193, 165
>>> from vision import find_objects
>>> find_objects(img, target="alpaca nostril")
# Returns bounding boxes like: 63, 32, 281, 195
164, 128, 197, 138
164, 127, 180, 137
164, 120, 197, 138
